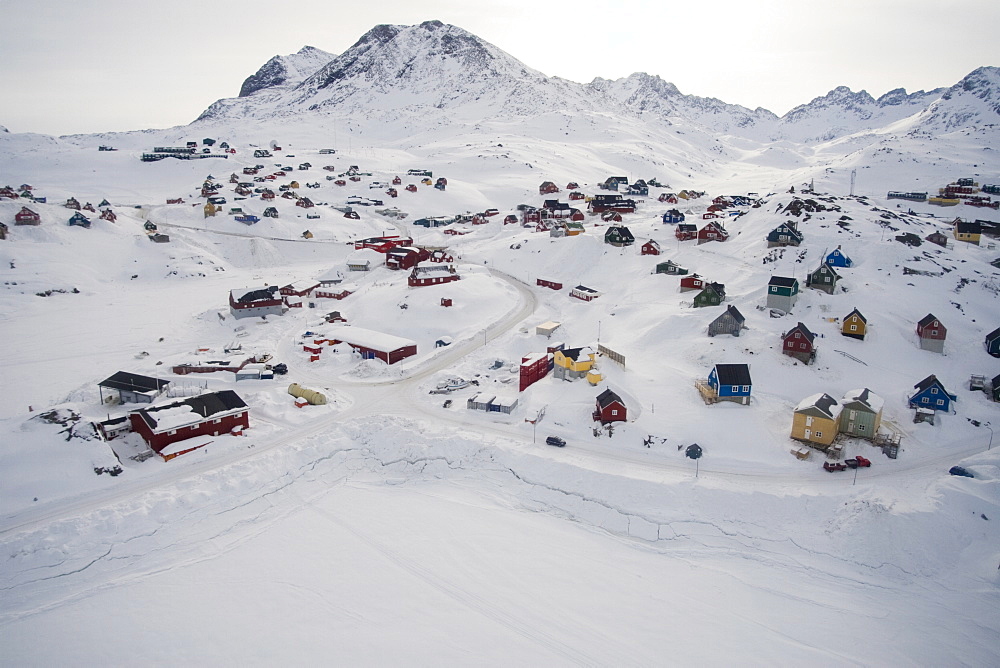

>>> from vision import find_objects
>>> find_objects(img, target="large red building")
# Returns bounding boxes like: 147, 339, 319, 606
129, 390, 249, 460
324, 326, 417, 365
409, 264, 460, 287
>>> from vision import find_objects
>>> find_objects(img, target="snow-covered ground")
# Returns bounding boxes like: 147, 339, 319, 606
1, 115, 998, 664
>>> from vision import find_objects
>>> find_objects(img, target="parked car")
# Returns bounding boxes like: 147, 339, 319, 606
823, 461, 847, 472
442, 399, 452, 408
545, 436, 566, 447
949, 466, 974, 478
844, 456, 872, 469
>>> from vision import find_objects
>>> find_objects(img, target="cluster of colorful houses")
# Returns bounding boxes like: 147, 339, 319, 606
0, 186, 121, 237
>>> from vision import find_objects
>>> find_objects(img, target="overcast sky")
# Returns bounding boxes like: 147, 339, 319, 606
2, 0, 998, 135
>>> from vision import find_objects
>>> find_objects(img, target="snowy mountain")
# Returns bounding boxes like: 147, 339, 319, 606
197, 21, 999, 153
238, 45, 337, 97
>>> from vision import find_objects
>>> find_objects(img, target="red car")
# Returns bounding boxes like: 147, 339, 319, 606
845, 456, 872, 468
823, 461, 847, 472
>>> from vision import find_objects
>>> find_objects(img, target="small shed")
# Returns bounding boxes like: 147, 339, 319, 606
535, 321, 562, 337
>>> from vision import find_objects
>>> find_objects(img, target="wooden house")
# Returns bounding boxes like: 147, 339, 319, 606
655, 260, 688, 276
593, 389, 627, 424
566, 221, 585, 235
916, 313, 946, 353
553, 347, 596, 381
82, 202, 95, 212
409, 264, 460, 287
908, 375, 957, 413
260, 189, 275, 200
766, 222, 802, 247
14, 207, 40, 225
790, 393, 842, 447
570, 285, 601, 301
707, 363, 752, 405
605, 225, 635, 247
825, 246, 854, 268
324, 325, 417, 365
64, 197, 80, 210
566, 182, 580, 190
766, 276, 799, 313
280, 281, 320, 299
68, 212, 91, 228
296, 197, 315, 208
537, 277, 563, 290
98, 371, 170, 405
0, 186, 18, 199
129, 390, 249, 460
708, 305, 746, 337
100, 209, 117, 222
954, 220, 982, 245
925, 231, 949, 247
697, 221, 729, 244
387, 247, 429, 271
679, 274, 705, 292
641, 240, 661, 255
839, 388, 883, 440
807, 263, 840, 294
659, 194, 679, 205
841, 308, 867, 340
983, 326, 1000, 357
229, 286, 283, 319
782, 322, 817, 364
263, 206, 278, 218
693, 282, 725, 308
539, 181, 560, 195
675, 224, 698, 241
662, 209, 684, 224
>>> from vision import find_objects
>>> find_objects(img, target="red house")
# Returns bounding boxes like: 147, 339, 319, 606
296, 197, 315, 208
593, 388, 627, 424
315, 286, 354, 300
539, 181, 560, 195
519, 352, 550, 391
325, 326, 416, 365
675, 224, 698, 241
569, 191, 585, 201
261, 190, 275, 200
698, 221, 729, 244
916, 313, 946, 353
128, 390, 249, 460
679, 274, 705, 292
280, 280, 320, 298
782, 321, 817, 364
408, 264, 460, 287
386, 246, 429, 270
14, 207, 40, 225
65, 197, 80, 210
537, 277, 563, 290
0, 187, 19, 199
354, 236, 413, 253
641, 240, 661, 256
166, 198, 185, 204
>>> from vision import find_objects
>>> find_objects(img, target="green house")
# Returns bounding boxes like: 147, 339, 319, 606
693, 282, 725, 308
604, 225, 635, 247
807, 263, 840, 295
655, 260, 689, 275
766, 276, 799, 312
838, 388, 884, 440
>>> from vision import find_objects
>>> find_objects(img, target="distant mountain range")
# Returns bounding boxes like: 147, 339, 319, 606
198, 20, 999, 145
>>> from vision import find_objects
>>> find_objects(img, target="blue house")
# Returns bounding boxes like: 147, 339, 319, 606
908, 375, 957, 413
68, 212, 91, 228
662, 209, 685, 224
707, 363, 752, 405
984, 326, 1000, 357
825, 246, 854, 268
766, 222, 803, 247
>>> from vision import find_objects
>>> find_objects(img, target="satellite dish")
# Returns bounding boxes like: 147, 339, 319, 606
685, 444, 703, 460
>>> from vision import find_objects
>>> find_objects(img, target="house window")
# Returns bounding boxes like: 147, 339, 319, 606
213, 418, 221, 424
771, 287, 778, 293
806, 416, 813, 426
930, 330, 938, 336
168, 430, 176, 435
731, 386, 738, 393
921, 397, 929, 404
611, 410, 618, 416
936, 399, 944, 406
850, 325, 857, 331
800, 343, 807, 349
794, 332, 801, 338
824, 277, 831, 283
742, 385, 749, 393
931, 388, 938, 394
858, 425, 866, 432
815, 431, 823, 438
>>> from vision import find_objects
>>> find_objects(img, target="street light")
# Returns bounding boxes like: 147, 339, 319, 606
986, 422, 994, 450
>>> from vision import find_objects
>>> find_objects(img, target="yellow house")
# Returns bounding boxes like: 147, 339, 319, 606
289, 180, 300, 189
553, 346, 595, 381
841, 307, 867, 340
954, 220, 981, 245
203, 203, 217, 218
791, 393, 842, 447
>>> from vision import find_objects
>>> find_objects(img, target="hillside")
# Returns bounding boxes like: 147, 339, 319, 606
0, 20, 998, 666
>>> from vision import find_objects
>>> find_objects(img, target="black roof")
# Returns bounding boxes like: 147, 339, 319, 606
769, 275, 797, 287
845, 307, 867, 323
787, 322, 815, 342
714, 363, 751, 385
99, 371, 169, 394
917, 313, 940, 328
596, 388, 624, 409
237, 286, 279, 303
984, 326, 1000, 342
913, 374, 944, 393
807, 393, 840, 419
137, 390, 247, 430
720, 304, 745, 323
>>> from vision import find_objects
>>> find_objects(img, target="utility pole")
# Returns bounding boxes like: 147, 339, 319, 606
850, 169, 857, 197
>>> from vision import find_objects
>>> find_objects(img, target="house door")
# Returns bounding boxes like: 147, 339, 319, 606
804, 429, 812, 440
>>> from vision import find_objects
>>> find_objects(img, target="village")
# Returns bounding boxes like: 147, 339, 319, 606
1, 135, 998, 480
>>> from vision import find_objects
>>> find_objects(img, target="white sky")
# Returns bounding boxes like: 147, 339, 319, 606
2, 0, 998, 135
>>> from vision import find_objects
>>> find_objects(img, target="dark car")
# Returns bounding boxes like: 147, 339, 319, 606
443, 399, 452, 408
545, 436, 566, 447
949, 466, 974, 478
